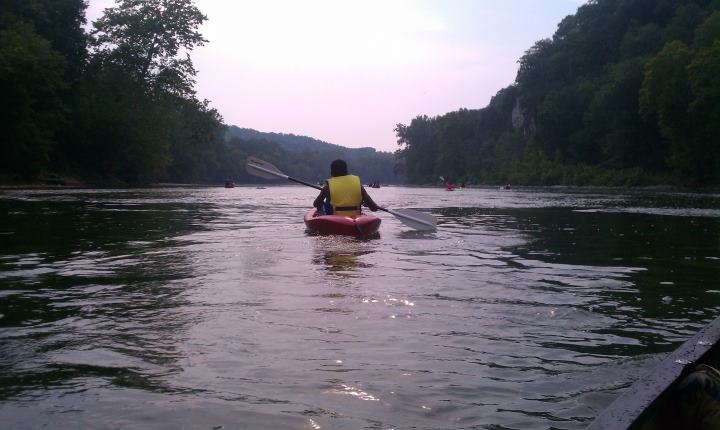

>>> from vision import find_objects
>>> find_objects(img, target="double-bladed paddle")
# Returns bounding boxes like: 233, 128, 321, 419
245, 156, 437, 231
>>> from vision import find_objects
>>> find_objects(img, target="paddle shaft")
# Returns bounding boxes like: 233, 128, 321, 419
250, 161, 393, 215
247, 156, 436, 230
290, 176, 321, 190
249, 161, 322, 190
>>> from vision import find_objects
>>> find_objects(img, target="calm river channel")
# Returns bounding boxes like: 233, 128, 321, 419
1, 186, 719, 429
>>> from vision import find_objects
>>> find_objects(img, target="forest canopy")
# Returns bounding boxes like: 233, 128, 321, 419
0, 0, 400, 186
2, 0, 719, 187
1, 0, 226, 185
395, 0, 720, 186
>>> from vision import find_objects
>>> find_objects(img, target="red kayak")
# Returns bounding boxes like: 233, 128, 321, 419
304, 209, 381, 236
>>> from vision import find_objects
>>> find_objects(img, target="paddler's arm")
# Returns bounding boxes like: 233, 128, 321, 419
313, 185, 329, 212
361, 187, 379, 211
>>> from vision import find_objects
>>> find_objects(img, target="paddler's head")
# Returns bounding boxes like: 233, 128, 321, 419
330, 159, 348, 177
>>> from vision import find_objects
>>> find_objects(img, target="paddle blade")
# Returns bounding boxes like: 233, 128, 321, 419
245, 156, 287, 180
384, 208, 437, 231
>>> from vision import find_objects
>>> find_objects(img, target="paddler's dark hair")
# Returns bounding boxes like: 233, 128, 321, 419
330, 159, 348, 177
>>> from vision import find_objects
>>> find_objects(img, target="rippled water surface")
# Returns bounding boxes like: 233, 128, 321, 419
1, 186, 719, 429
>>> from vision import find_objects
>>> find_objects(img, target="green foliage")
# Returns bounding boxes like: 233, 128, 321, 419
505, 148, 656, 187
64, 0, 225, 185
694, 11, 720, 47
225, 127, 401, 184
90, 0, 207, 98
638, 23, 720, 184
0, 20, 67, 179
685, 41, 720, 182
396, 0, 720, 186
3, 0, 399, 186
165, 99, 224, 183
619, 24, 665, 59
68, 64, 171, 184
395, 116, 438, 183
639, 41, 694, 141
0, 0, 87, 78
586, 57, 664, 170
4, 0, 719, 187
0, 0, 230, 185
0, 0, 87, 180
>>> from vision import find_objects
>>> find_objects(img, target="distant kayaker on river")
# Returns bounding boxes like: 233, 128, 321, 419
313, 159, 379, 216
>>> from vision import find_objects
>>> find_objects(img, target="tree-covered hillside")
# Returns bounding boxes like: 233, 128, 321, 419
225, 126, 401, 185
0, 0, 231, 185
1, 0, 232, 185
396, 0, 720, 186
0, 0, 400, 186
4, 0, 718, 187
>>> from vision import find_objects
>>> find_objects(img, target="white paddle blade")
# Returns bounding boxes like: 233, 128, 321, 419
386, 208, 437, 231
245, 156, 287, 180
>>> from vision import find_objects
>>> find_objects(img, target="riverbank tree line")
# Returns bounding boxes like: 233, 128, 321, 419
3, 0, 719, 187
395, 0, 720, 186
2, 0, 222, 185
0, 0, 396, 186
225, 127, 401, 185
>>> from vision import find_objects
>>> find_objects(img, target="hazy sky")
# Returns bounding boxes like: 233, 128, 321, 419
86, 0, 586, 152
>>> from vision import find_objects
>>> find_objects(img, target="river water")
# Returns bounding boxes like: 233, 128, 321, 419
0, 186, 718, 430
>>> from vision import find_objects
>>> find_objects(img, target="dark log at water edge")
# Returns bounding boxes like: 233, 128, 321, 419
587, 315, 720, 430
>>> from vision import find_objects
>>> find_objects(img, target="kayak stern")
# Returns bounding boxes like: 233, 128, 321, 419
304, 209, 381, 236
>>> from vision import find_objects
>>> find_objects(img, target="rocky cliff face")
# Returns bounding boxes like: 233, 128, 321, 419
511, 97, 536, 135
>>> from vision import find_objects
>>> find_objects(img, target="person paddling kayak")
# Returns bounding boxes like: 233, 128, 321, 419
313, 159, 379, 216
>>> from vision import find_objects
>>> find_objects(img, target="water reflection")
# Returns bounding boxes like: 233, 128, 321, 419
454, 204, 720, 357
0, 190, 212, 402
0, 187, 718, 430
310, 236, 375, 279
319, 250, 363, 274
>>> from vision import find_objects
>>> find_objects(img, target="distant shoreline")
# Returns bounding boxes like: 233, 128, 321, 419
1, 181, 717, 194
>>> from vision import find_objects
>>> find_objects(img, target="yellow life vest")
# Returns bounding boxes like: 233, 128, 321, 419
328, 175, 362, 216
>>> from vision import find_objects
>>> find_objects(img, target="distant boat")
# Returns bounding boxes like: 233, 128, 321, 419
224, 181, 235, 188
445, 183, 455, 191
